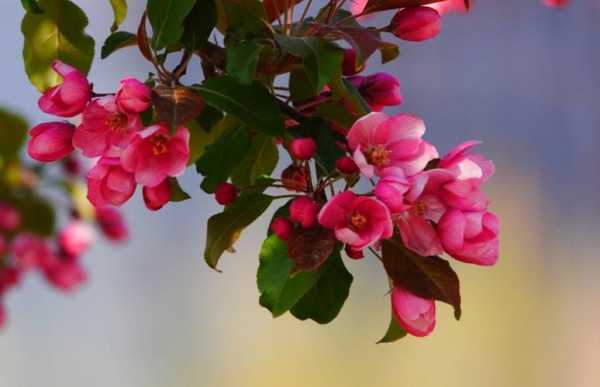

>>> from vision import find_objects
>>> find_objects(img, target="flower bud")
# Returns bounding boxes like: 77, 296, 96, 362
59, 221, 95, 257
11, 233, 51, 270
215, 182, 238, 205
289, 137, 316, 160
271, 217, 293, 241
38, 60, 91, 117
345, 245, 364, 260
348, 73, 403, 112
391, 286, 436, 337
116, 77, 152, 113
336, 156, 359, 174
342, 48, 365, 76
95, 207, 128, 242
389, 6, 441, 42
281, 165, 309, 192
289, 196, 318, 229
543, 0, 569, 7
27, 122, 75, 162
143, 179, 171, 211
44, 259, 87, 292
0, 303, 6, 328
86, 157, 136, 207
0, 203, 21, 232
0, 267, 21, 295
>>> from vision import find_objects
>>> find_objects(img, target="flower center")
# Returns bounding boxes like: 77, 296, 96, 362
410, 200, 427, 216
350, 211, 368, 230
106, 112, 128, 132
365, 145, 390, 167
151, 134, 169, 155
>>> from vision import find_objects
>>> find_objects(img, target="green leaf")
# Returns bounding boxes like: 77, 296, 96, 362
289, 69, 318, 101
286, 226, 337, 275
21, 0, 42, 13
377, 314, 407, 344
257, 235, 321, 317
0, 182, 55, 236
231, 133, 278, 187
275, 35, 343, 94
379, 41, 399, 64
315, 102, 357, 129
226, 40, 262, 85
216, 0, 266, 33
204, 193, 273, 269
101, 31, 136, 59
186, 115, 227, 166
382, 239, 462, 319
290, 249, 353, 324
181, 0, 217, 50
194, 76, 284, 136
196, 124, 251, 193
0, 109, 28, 163
21, 0, 95, 92
147, 0, 197, 50
109, 0, 127, 32
168, 177, 190, 202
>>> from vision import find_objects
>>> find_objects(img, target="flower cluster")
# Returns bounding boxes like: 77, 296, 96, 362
28, 61, 191, 212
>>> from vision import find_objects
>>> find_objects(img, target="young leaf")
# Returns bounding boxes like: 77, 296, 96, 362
0, 109, 28, 163
230, 133, 279, 187
21, 0, 95, 91
379, 41, 400, 64
168, 177, 190, 202
257, 235, 321, 317
275, 35, 343, 94
109, 0, 127, 32
204, 193, 273, 269
181, 0, 217, 50
147, 0, 197, 50
186, 116, 227, 166
151, 86, 205, 129
226, 40, 262, 85
287, 226, 337, 275
101, 31, 136, 59
194, 76, 284, 136
381, 239, 462, 319
290, 250, 353, 324
377, 313, 407, 344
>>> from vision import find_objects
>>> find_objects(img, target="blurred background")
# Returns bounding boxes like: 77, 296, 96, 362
1, 1, 600, 386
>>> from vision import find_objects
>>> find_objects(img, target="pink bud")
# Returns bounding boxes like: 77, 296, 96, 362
391, 286, 436, 337
143, 179, 171, 211
349, 73, 403, 112
336, 156, 359, 174
38, 60, 91, 117
95, 207, 129, 242
271, 217, 293, 241
0, 302, 6, 328
390, 6, 441, 42
59, 221, 95, 257
289, 196, 318, 229
289, 138, 316, 160
11, 233, 51, 270
342, 48, 364, 76
44, 259, 87, 292
0, 267, 21, 295
281, 165, 309, 192
116, 77, 152, 113
345, 245, 364, 260
0, 203, 21, 231
543, 0, 569, 7
215, 182, 238, 205
27, 122, 75, 162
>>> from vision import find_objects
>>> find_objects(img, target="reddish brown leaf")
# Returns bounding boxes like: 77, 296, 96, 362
263, 0, 306, 23
381, 239, 462, 319
287, 226, 337, 275
137, 12, 153, 62
152, 86, 205, 128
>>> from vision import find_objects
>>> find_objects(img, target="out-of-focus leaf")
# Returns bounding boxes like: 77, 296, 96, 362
21, 0, 95, 91
216, 0, 266, 33
226, 40, 262, 84
379, 41, 400, 64
109, 0, 127, 32
101, 31, 136, 59
0, 182, 55, 236
0, 109, 28, 163
231, 133, 278, 186
289, 69, 318, 101
382, 239, 462, 319
377, 313, 407, 343
204, 193, 273, 269
147, 0, 197, 50
182, 0, 217, 50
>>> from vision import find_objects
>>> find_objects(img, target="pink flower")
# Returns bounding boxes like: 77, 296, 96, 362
73, 96, 142, 157
437, 209, 500, 266
58, 221, 95, 257
439, 141, 495, 183
289, 137, 316, 160
143, 179, 171, 211
27, 122, 75, 162
336, 156, 359, 174
289, 196, 319, 229
95, 207, 128, 242
116, 77, 152, 113
391, 286, 436, 337
389, 6, 441, 42
38, 60, 91, 117
439, 179, 489, 212
215, 182, 238, 205
348, 73, 403, 111
318, 191, 393, 250
0, 203, 21, 231
0, 302, 5, 328
347, 112, 438, 178
44, 259, 87, 292
271, 217, 293, 241
121, 125, 190, 187
351, 0, 367, 15
87, 157, 136, 207
11, 233, 52, 270
374, 167, 411, 213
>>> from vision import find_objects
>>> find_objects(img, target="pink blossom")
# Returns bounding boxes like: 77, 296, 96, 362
439, 141, 495, 183
11, 233, 52, 270
391, 286, 436, 337
0, 302, 6, 328
437, 209, 499, 266
116, 77, 152, 113
347, 112, 438, 178
0, 203, 21, 231
389, 6, 441, 42
73, 96, 142, 157
95, 207, 128, 242
350, 0, 367, 15
348, 73, 403, 112
289, 137, 316, 160
143, 179, 171, 211
58, 221, 95, 257
289, 196, 319, 229
318, 191, 393, 250
87, 157, 136, 207
121, 125, 190, 187
374, 167, 411, 213
38, 60, 91, 117
44, 259, 87, 292
27, 122, 75, 162
215, 182, 237, 205
271, 217, 293, 241
439, 179, 489, 212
